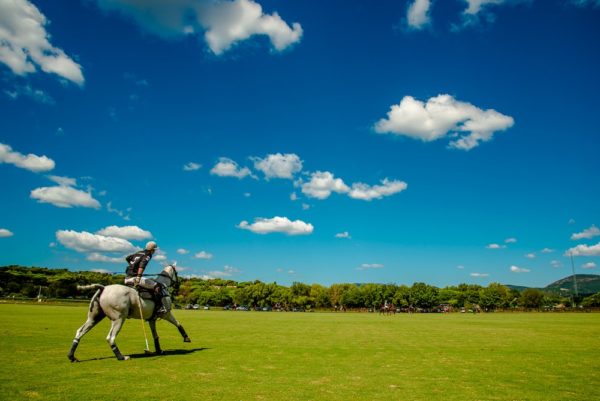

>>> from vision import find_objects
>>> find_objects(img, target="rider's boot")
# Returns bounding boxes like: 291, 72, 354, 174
154, 285, 167, 314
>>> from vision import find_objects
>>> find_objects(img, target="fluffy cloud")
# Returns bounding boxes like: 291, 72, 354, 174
252, 153, 302, 179
582, 262, 597, 270
194, 251, 214, 259
0, 0, 84, 84
510, 265, 530, 273
455, 0, 528, 30
93, 0, 302, 55
237, 216, 313, 235
571, 225, 600, 240
0, 143, 55, 172
86, 253, 124, 263
505, 237, 517, 244
56, 230, 136, 253
183, 162, 202, 171
358, 263, 384, 270
541, 248, 554, 253
210, 157, 252, 179
565, 242, 600, 257
30, 186, 101, 209
406, 0, 431, 30
95, 225, 153, 240
525, 253, 536, 259
348, 179, 408, 201
374, 94, 514, 150
486, 243, 506, 249
177, 248, 190, 255
203, 265, 240, 279
335, 231, 351, 239
0, 228, 14, 237
300, 171, 349, 200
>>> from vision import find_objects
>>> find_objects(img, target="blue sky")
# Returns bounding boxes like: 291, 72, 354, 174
1, 0, 599, 287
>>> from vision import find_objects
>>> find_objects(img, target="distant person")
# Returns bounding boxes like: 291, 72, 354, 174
124, 241, 167, 314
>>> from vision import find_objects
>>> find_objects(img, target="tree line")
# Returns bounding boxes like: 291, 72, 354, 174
1, 265, 599, 311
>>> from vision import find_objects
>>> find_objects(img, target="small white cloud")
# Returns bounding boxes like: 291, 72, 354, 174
510, 265, 530, 273
48, 175, 77, 187
153, 249, 167, 262
582, 262, 597, 270
301, 203, 310, 210
96, 225, 152, 240
358, 263, 384, 270
210, 157, 252, 179
86, 252, 124, 264
204, 265, 240, 278
194, 251, 213, 260
0, 0, 84, 84
30, 186, 101, 209
290, 192, 298, 201
348, 179, 407, 201
252, 153, 302, 180
486, 243, 506, 249
106, 202, 131, 221
0, 228, 14, 237
177, 248, 189, 255
406, 0, 431, 30
505, 237, 517, 244
56, 230, 136, 253
550, 260, 562, 268
525, 253, 536, 259
565, 242, 600, 257
183, 162, 202, 171
457, 265, 465, 269
470, 272, 489, 277
335, 231, 351, 239
300, 171, 349, 200
374, 94, 514, 150
237, 216, 314, 235
541, 248, 554, 254
0, 142, 55, 172
571, 225, 600, 240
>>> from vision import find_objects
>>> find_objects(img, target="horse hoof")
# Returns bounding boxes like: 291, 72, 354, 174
123, 355, 130, 361
68, 356, 79, 363
184, 337, 191, 343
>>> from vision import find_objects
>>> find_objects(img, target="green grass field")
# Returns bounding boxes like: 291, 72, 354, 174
1, 304, 599, 401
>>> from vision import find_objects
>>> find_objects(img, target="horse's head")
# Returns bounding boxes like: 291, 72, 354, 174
156, 263, 179, 289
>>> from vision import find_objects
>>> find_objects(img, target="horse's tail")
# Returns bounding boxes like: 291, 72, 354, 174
77, 284, 105, 291
77, 284, 105, 314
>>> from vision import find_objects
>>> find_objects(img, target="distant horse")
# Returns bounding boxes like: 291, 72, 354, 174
379, 303, 396, 315
67, 264, 190, 362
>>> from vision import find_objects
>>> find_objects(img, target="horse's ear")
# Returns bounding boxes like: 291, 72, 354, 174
172, 261, 177, 268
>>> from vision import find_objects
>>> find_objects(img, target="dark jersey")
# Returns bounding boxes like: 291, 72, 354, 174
125, 250, 153, 276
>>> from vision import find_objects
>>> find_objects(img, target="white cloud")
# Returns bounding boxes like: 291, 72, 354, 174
541, 248, 554, 253
335, 231, 351, 239
505, 237, 517, 244
470, 272, 489, 277
582, 262, 597, 270
510, 265, 530, 273
0, 143, 55, 172
486, 243, 506, 249
455, 1, 528, 30
154, 249, 167, 261
0, 0, 84, 84
550, 260, 562, 268
93, 0, 302, 55
348, 179, 408, 201
56, 230, 136, 253
4, 84, 55, 104
30, 186, 101, 209
86, 252, 124, 264
571, 225, 600, 240
95, 225, 152, 240
204, 265, 240, 278
194, 251, 213, 260
0, 228, 14, 237
290, 192, 298, 201
374, 94, 514, 150
252, 153, 302, 180
299, 171, 349, 200
565, 242, 600, 257
457, 265, 465, 269
358, 263, 384, 270
407, 0, 431, 30
183, 162, 202, 171
177, 248, 190, 255
525, 253, 536, 259
210, 157, 252, 179
106, 202, 131, 221
48, 175, 77, 187
301, 203, 310, 210
237, 216, 314, 235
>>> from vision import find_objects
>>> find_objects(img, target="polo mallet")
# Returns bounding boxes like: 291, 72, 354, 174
137, 292, 150, 352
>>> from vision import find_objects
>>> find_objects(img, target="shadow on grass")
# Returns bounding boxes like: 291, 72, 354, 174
71, 348, 209, 363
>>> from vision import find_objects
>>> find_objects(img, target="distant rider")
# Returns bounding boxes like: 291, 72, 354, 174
124, 241, 168, 314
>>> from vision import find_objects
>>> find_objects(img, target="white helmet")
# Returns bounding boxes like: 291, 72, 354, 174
145, 241, 158, 251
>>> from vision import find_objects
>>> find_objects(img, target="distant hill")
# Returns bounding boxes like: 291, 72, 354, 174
506, 274, 600, 296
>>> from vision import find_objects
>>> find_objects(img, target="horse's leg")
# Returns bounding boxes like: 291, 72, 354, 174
67, 305, 105, 362
148, 319, 164, 355
162, 312, 191, 342
106, 317, 128, 361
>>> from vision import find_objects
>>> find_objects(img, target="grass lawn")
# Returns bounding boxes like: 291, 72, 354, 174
0, 303, 599, 400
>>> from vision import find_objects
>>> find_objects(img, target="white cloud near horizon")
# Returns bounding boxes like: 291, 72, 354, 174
0, 228, 14, 237
0, 143, 55, 172
470, 272, 489, 277
86, 252, 124, 263
56, 230, 136, 253
237, 216, 314, 235
203, 265, 240, 278
210, 157, 253, 179
0, 0, 84, 84
582, 262, 597, 269
565, 242, 600, 257
95, 225, 153, 240
406, 0, 431, 30
93, 0, 302, 55
358, 263, 384, 270
571, 225, 600, 240
252, 153, 302, 180
194, 251, 213, 259
510, 265, 530, 273
374, 94, 514, 150
30, 185, 101, 209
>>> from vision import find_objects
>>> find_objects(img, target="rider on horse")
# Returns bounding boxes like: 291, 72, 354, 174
124, 241, 168, 314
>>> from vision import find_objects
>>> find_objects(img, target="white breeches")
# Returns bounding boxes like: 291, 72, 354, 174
124, 276, 158, 290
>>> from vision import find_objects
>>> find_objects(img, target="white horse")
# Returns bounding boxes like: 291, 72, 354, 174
67, 264, 190, 362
